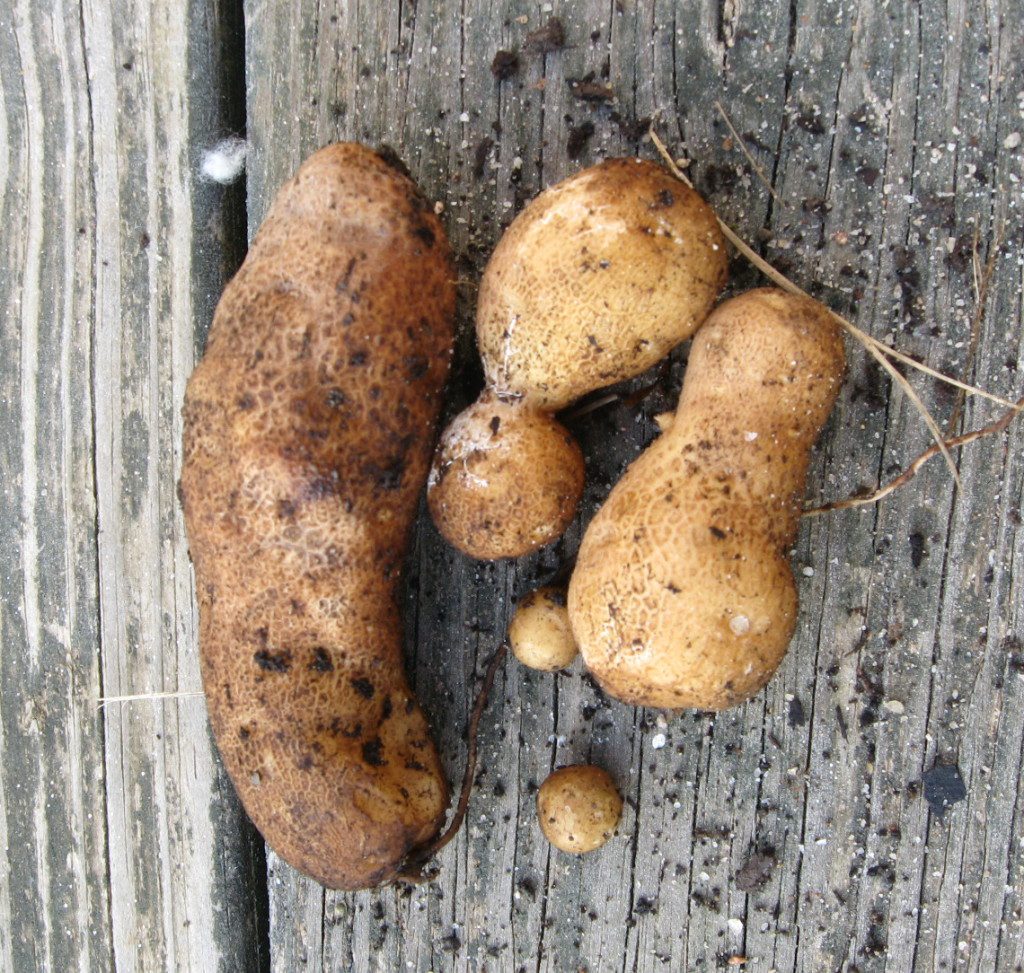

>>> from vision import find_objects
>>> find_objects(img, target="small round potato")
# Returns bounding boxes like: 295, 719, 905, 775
537, 765, 623, 853
428, 396, 584, 559
508, 587, 578, 671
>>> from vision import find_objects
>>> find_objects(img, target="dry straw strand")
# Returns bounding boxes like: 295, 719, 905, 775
648, 126, 1021, 495
98, 690, 205, 708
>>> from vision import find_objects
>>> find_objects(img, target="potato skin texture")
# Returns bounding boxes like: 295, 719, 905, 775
508, 586, 578, 671
569, 289, 845, 710
537, 765, 623, 853
428, 396, 584, 559
428, 158, 726, 559
180, 144, 455, 890
478, 157, 727, 410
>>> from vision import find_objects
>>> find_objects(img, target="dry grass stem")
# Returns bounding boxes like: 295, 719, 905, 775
563, 391, 621, 421
806, 394, 1024, 515
398, 643, 508, 881
648, 127, 1021, 489
98, 690, 205, 708
714, 101, 783, 205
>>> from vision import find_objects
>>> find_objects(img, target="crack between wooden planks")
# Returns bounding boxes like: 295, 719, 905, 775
682, 713, 714, 967
398, 0, 418, 154
532, 670, 559, 973
669, 7, 678, 134
75, 0, 116, 962
787, 511, 836, 959
814, 11, 858, 253
718, 0, 731, 79
318, 884, 326, 971
993, 676, 1024, 963
760, 0, 799, 232
530, 38, 555, 967
991, 355, 1024, 966
620, 705, 643, 973
208, 0, 272, 967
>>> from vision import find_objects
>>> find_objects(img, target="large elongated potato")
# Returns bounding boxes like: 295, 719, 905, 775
180, 144, 455, 889
568, 289, 845, 710
428, 158, 727, 559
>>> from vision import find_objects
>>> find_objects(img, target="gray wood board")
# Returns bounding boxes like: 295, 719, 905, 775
245, 1, 1024, 971
0, 1, 263, 970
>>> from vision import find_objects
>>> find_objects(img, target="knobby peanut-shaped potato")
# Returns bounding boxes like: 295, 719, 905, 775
428, 158, 727, 559
568, 289, 846, 710
180, 144, 455, 889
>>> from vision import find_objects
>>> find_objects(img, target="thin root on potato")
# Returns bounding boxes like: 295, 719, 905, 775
396, 643, 509, 883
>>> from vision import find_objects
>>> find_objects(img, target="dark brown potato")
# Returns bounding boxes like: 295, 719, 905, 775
180, 143, 456, 890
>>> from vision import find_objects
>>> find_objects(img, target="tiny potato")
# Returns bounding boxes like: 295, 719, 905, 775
569, 289, 846, 710
508, 586, 578, 671
537, 765, 623, 854
429, 158, 727, 560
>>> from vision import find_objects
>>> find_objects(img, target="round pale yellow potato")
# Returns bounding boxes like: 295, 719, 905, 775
508, 586, 578, 671
569, 289, 846, 710
537, 765, 623, 853
428, 157, 727, 559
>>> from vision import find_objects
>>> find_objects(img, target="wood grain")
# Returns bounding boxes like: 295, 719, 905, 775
245, 1, 1024, 971
2, 0, 1022, 969
1, 1, 263, 970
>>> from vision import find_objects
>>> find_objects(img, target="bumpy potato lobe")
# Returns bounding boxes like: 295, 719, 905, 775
428, 158, 727, 560
477, 158, 727, 409
180, 144, 455, 889
569, 289, 845, 710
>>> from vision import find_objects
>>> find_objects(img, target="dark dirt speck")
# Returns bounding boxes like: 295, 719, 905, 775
735, 851, 775, 892
524, 17, 565, 54
921, 762, 967, 819
567, 121, 595, 160
909, 532, 927, 568
490, 49, 519, 80
788, 697, 806, 727
351, 677, 375, 699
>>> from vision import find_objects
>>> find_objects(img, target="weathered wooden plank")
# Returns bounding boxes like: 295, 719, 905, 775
84, 0, 267, 964
240, 2, 1024, 971
1, 0, 264, 970
0, 3, 110, 971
